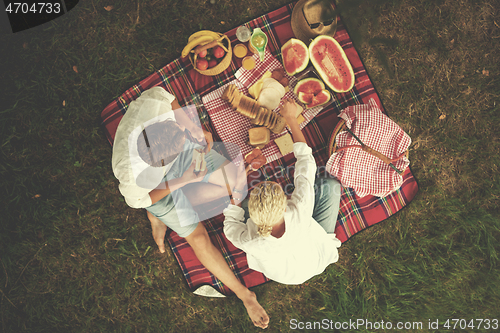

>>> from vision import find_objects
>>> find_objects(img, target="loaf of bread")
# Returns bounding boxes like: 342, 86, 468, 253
272, 115, 287, 134
222, 84, 289, 134
248, 127, 270, 149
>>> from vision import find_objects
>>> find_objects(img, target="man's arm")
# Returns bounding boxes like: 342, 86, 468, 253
148, 160, 208, 205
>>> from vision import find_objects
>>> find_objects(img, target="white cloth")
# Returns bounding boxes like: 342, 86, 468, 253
257, 78, 286, 110
223, 142, 341, 285
112, 87, 177, 209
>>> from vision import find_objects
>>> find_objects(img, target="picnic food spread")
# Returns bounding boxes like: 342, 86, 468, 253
179, 24, 360, 172
221, 83, 287, 134
180, 23, 367, 177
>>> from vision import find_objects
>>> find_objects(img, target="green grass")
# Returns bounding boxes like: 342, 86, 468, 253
1, 0, 499, 332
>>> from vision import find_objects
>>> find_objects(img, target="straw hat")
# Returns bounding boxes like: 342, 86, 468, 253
291, 0, 338, 45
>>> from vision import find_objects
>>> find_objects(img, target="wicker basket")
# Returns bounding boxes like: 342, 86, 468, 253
189, 33, 232, 76
328, 119, 409, 167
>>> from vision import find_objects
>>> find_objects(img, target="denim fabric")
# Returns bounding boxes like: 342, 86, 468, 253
312, 177, 342, 233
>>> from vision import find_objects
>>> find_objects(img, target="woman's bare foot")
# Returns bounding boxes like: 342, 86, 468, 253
238, 290, 269, 329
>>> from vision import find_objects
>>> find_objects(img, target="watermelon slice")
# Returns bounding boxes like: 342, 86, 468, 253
294, 78, 331, 109
309, 35, 355, 93
281, 38, 309, 76
297, 92, 314, 105
308, 90, 331, 108
293, 77, 324, 95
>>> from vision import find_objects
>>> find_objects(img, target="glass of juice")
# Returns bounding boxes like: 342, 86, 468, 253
242, 56, 255, 70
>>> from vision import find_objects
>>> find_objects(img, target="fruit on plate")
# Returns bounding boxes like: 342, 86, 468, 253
213, 46, 226, 59
294, 77, 331, 108
307, 90, 331, 108
297, 92, 314, 104
294, 77, 324, 95
281, 38, 309, 76
196, 58, 209, 71
309, 35, 355, 93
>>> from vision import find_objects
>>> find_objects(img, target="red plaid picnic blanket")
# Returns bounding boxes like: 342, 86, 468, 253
326, 99, 412, 197
101, 2, 419, 296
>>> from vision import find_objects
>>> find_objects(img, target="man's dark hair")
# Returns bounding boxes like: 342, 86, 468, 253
137, 120, 186, 167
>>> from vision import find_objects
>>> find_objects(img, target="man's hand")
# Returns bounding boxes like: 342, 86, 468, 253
279, 98, 298, 123
180, 160, 209, 185
190, 127, 213, 153
201, 129, 213, 153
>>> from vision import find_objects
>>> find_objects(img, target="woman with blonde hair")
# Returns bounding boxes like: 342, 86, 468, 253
247, 181, 287, 237
223, 99, 342, 285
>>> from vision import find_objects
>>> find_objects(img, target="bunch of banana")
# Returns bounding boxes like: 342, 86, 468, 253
181, 30, 225, 58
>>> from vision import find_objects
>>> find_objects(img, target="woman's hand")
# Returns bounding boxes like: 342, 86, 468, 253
279, 98, 298, 123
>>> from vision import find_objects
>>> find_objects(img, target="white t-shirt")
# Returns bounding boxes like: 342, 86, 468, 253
223, 142, 342, 285
112, 87, 177, 209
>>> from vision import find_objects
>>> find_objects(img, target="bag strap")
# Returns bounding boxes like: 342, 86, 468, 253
338, 126, 405, 175
336, 145, 407, 164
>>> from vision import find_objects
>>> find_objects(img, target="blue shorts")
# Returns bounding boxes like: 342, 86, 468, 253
145, 140, 229, 237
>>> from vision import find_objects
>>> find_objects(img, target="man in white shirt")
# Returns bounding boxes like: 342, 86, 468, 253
223, 99, 342, 285
112, 86, 269, 329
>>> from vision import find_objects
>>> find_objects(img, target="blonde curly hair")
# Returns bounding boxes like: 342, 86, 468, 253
248, 181, 287, 237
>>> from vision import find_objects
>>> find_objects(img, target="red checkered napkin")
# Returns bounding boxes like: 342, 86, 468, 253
326, 99, 411, 197
202, 79, 283, 163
